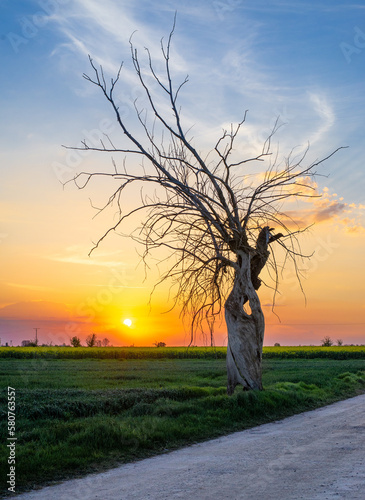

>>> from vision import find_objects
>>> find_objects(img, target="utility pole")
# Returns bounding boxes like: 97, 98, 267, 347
34, 328, 39, 346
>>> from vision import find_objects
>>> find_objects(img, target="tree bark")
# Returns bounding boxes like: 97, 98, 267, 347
225, 227, 275, 394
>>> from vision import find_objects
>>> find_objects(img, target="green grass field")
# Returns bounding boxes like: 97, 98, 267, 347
0, 348, 364, 496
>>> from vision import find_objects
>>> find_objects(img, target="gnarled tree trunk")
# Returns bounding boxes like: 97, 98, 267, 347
225, 251, 265, 394
225, 227, 278, 394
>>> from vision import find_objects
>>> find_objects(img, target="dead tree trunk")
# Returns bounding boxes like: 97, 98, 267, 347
225, 227, 279, 394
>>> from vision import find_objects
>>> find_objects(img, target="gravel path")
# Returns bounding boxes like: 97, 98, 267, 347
12, 394, 365, 500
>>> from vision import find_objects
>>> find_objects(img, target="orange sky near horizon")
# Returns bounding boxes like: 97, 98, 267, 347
1, 138, 364, 348
1, 207, 364, 347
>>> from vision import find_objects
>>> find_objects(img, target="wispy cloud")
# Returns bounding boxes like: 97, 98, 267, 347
49, 1, 178, 73
342, 219, 365, 234
77, 283, 145, 288
47, 245, 127, 267
283, 184, 365, 233
0, 300, 72, 320
48, 255, 124, 267
46, 0, 340, 162
6, 283, 53, 292
244, 1, 365, 14
46, 0, 362, 218
307, 93, 335, 146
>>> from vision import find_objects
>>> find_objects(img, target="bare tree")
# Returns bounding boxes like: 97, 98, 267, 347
154, 341, 167, 348
86, 333, 97, 348
66, 21, 343, 393
321, 336, 334, 347
102, 338, 110, 347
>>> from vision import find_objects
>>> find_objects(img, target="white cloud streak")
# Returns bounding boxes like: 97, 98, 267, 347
307, 93, 335, 146
47, 246, 128, 267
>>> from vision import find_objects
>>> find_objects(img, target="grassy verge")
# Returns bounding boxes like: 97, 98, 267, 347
0, 357, 364, 496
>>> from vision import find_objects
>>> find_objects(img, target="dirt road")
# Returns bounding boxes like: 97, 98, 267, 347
12, 394, 365, 500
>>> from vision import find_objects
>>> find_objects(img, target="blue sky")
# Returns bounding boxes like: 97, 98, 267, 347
0, 1, 364, 346
1, 1, 364, 195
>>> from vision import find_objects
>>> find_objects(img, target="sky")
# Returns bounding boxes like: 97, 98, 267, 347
0, 0, 364, 347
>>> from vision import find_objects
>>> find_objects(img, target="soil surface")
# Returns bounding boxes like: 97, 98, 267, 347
12, 394, 365, 500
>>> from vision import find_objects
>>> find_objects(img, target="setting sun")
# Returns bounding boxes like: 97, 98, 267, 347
123, 319, 132, 327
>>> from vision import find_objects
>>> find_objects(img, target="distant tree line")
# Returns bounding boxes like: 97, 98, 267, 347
321, 336, 343, 347
70, 335, 110, 347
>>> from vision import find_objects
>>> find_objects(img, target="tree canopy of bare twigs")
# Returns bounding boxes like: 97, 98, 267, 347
66, 20, 343, 392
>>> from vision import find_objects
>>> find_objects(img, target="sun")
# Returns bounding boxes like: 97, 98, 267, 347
123, 318, 132, 327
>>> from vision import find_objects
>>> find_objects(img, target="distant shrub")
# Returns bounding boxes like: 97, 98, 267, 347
70, 336, 81, 347
321, 336, 333, 347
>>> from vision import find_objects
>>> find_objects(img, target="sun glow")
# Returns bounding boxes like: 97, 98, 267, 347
123, 318, 132, 327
